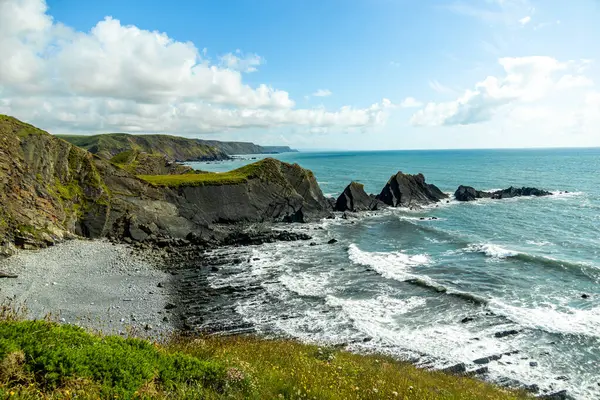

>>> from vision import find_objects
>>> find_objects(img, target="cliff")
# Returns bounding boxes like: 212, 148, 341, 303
197, 140, 297, 155
59, 134, 298, 163
57, 133, 229, 162
0, 116, 328, 256
140, 158, 332, 224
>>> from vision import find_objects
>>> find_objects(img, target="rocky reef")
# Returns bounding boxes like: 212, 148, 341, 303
455, 185, 552, 202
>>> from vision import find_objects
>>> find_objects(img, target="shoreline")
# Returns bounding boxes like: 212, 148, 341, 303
0, 231, 574, 400
0, 239, 175, 339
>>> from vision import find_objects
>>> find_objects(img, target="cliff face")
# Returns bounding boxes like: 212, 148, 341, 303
154, 158, 332, 224
0, 116, 329, 255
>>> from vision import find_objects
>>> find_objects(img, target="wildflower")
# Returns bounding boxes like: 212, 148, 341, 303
373, 388, 378, 393
226, 367, 246, 383
392, 391, 399, 397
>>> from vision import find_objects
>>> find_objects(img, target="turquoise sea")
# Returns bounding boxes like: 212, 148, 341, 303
189, 149, 600, 399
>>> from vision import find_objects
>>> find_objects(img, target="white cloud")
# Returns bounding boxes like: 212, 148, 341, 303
400, 97, 423, 108
219, 50, 263, 73
519, 16, 531, 25
411, 57, 594, 127
312, 89, 333, 97
0, 0, 391, 134
389, 61, 401, 68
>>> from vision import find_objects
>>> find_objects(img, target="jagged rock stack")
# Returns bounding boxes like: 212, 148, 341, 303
376, 172, 448, 207
335, 182, 384, 212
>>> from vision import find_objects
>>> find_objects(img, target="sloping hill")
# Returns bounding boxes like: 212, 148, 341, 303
57, 133, 229, 161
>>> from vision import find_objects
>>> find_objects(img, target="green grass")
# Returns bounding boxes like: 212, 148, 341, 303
0, 308, 530, 400
138, 158, 290, 188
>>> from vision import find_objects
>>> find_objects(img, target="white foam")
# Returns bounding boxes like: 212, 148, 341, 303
465, 243, 519, 259
347, 243, 430, 282
279, 271, 333, 298
326, 295, 426, 328
489, 299, 600, 338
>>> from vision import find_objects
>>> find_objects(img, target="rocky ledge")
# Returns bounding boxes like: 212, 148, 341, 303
455, 185, 552, 202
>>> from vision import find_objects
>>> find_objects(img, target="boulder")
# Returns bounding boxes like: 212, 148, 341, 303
335, 182, 385, 212
377, 172, 448, 207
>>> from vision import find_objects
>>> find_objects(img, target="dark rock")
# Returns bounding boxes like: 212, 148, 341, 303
309, 242, 317, 246
377, 172, 448, 207
440, 363, 466, 375
211, 266, 219, 272
555, 376, 569, 381
581, 294, 590, 299
538, 390, 571, 400
461, 317, 474, 323
0, 270, 18, 278
157, 282, 164, 288
327, 238, 338, 244
454, 185, 490, 201
529, 361, 538, 367
466, 366, 489, 376
455, 185, 552, 201
495, 329, 520, 338
335, 182, 385, 212
164, 303, 177, 310
473, 354, 502, 365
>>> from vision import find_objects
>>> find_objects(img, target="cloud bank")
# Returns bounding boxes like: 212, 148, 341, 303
0, 0, 392, 134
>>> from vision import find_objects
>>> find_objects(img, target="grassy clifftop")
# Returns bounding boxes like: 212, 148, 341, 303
58, 133, 229, 162
0, 317, 527, 400
139, 158, 312, 188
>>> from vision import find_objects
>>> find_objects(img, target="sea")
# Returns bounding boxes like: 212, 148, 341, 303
187, 148, 600, 399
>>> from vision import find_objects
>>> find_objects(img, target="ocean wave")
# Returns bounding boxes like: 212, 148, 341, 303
489, 299, 600, 338
347, 244, 430, 282
279, 271, 333, 298
466, 243, 520, 259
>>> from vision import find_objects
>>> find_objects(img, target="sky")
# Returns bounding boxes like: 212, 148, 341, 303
1, 0, 599, 150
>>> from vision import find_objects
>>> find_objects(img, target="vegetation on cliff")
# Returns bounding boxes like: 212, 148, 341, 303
0, 115, 115, 253
57, 133, 229, 162
139, 158, 311, 188
0, 314, 527, 400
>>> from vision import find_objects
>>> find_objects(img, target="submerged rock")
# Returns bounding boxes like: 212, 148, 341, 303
377, 172, 448, 208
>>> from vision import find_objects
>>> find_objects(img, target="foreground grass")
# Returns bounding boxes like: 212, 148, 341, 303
0, 319, 529, 399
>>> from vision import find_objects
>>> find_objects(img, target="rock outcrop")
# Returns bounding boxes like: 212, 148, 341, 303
377, 172, 448, 207
169, 158, 333, 224
0, 115, 331, 255
335, 182, 385, 212
455, 185, 552, 201
454, 185, 491, 201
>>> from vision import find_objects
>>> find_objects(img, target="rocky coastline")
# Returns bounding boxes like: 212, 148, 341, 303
0, 114, 569, 399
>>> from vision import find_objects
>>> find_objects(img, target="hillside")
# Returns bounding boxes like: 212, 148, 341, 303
198, 139, 297, 155
0, 116, 328, 256
58, 134, 298, 164
57, 133, 229, 162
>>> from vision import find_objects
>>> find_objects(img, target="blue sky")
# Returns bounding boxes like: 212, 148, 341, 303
1, 0, 599, 149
